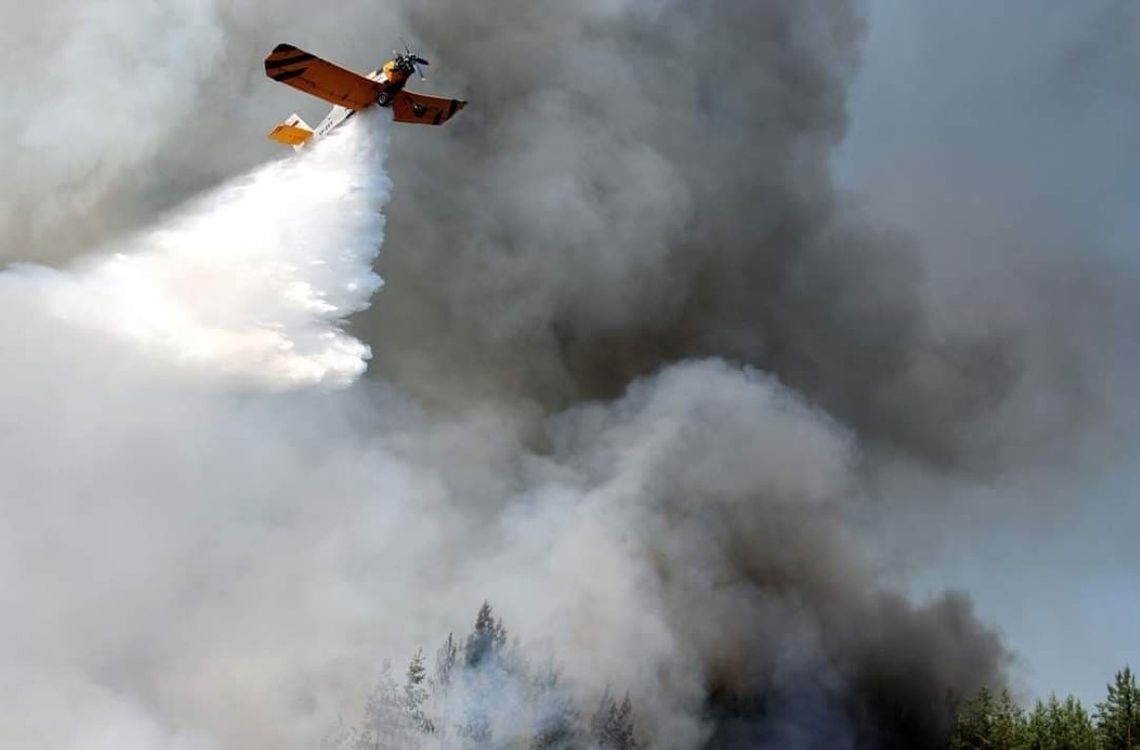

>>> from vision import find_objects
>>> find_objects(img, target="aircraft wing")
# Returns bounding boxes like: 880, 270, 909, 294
264, 44, 385, 111
392, 90, 467, 126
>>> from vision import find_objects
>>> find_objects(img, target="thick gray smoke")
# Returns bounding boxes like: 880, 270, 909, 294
2, 0, 1132, 748
381, 0, 1135, 476
4, 1, 1118, 469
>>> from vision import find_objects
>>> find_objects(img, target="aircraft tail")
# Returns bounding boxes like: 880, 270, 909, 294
268, 114, 315, 150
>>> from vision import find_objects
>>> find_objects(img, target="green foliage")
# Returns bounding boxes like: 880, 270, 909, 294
591, 688, 643, 750
465, 601, 508, 669
405, 648, 433, 734
949, 687, 1028, 750
949, 666, 1140, 750
435, 632, 458, 692
1096, 668, 1140, 750
332, 602, 644, 750
351, 661, 408, 750
458, 708, 492, 749
1026, 695, 1096, 750
529, 659, 579, 750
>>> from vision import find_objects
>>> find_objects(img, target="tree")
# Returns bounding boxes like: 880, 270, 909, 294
590, 688, 643, 750
457, 602, 509, 748
528, 659, 578, 750
951, 686, 995, 750
457, 706, 492, 750
405, 648, 434, 734
949, 687, 1027, 750
435, 632, 459, 692
1097, 667, 1140, 750
339, 602, 647, 749
465, 601, 507, 669
353, 662, 408, 750
432, 632, 459, 748
1026, 695, 1096, 750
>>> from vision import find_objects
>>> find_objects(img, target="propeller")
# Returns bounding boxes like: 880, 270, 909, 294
397, 37, 430, 79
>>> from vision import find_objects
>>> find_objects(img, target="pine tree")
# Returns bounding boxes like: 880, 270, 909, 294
590, 688, 643, 750
1097, 667, 1140, 750
994, 689, 1028, 749
590, 688, 616, 746
528, 659, 578, 750
950, 687, 1027, 750
432, 633, 459, 748
458, 708, 492, 750
339, 601, 656, 750
494, 617, 508, 651
612, 694, 643, 750
465, 601, 506, 669
1026, 695, 1096, 750
435, 632, 459, 692
353, 662, 407, 750
457, 602, 507, 747
405, 648, 433, 734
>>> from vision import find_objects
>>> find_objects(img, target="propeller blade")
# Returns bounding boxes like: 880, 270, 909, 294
415, 57, 431, 66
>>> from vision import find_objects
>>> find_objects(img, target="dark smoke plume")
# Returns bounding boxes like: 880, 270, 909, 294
346, 1, 1073, 742
358, 0, 1102, 473
3, 1, 1128, 748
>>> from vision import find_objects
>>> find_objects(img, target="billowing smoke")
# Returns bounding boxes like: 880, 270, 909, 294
360, 0, 1120, 474
2, 0, 1130, 748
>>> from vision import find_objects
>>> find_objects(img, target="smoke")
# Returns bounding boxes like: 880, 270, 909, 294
0, 1, 226, 260
0, 115, 394, 747
1, 0, 1131, 748
834, 0, 1140, 704
7, 2, 1121, 467
349, 0, 1120, 474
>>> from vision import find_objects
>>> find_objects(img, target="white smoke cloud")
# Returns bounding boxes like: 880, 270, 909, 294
0, 107, 866, 744
2, 667, 217, 750
8, 1, 1091, 747
1, 0, 226, 255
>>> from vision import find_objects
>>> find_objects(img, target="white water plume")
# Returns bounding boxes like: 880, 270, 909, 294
0, 107, 404, 750
4, 110, 391, 388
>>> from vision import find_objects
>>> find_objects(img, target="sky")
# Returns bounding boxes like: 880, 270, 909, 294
837, 0, 1140, 704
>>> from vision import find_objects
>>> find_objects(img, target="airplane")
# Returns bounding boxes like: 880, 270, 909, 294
264, 41, 466, 149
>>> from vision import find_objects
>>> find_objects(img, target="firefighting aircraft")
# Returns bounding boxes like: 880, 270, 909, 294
264, 41, 466, 149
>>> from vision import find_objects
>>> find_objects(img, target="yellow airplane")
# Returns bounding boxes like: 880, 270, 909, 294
264, 42, 467, 149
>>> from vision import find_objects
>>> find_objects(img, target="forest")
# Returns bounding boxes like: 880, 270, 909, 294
950, 668, 1140, 750
323, 602, 644, 750
327, 601, 1137, 750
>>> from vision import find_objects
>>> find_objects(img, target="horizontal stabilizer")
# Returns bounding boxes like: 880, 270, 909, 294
268, 114, 314, 148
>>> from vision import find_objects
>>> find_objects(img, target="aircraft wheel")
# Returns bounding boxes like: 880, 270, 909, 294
377, 92, 392, 107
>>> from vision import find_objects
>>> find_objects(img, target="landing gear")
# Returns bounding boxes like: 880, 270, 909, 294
377, 91, 392, 107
